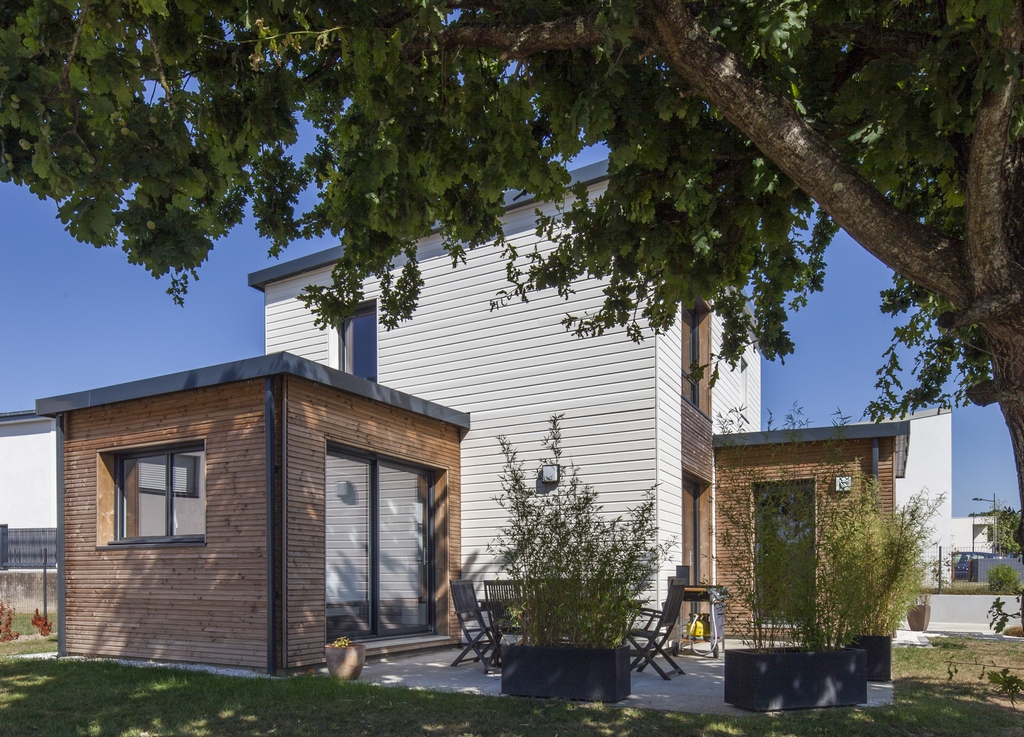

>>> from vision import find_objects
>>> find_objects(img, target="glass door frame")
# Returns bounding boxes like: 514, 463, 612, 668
325, 443, 436, 641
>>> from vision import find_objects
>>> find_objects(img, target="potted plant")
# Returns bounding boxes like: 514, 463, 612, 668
716, 437, 871, 711
851, 491, 939, 681
492, 416, 671, 703
325, 636, 366, 680
907, 593, 931, 632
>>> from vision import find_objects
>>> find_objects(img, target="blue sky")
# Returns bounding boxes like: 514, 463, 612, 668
0, 170, 1018, 517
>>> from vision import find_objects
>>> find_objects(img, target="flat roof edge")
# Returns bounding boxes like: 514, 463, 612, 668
247, 160, 611, 291
714, 420, 911, 447
0, 411, 52, 426
35, 353, 471, 430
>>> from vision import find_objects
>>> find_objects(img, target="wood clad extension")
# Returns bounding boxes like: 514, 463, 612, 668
713, 436, 896, 631
63, 381, 269, 668
62, 375, 463, 671
283, 376, 462, 669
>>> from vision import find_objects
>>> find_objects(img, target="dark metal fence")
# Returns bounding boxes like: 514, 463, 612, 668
0, 526, 57, 569
921, 543, 1024, 594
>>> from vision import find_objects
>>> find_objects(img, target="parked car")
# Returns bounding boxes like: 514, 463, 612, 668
953, 551, 1003, 581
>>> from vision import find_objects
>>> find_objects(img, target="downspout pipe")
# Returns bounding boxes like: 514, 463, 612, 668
265, 379, 277, 676
56, 413, 66, 657
871, 437, 879, 481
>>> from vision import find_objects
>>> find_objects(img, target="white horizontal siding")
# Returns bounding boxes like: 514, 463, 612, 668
265, 270, 334, 365
654, 325, 684, 602
374, 223, 660, 579
261, 186, 726, 586
710, 312, 761, 432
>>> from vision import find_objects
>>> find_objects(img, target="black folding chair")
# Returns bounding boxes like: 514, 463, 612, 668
450, 579, 498, 672
484, 579, 522, 667
627, 580, 687, 679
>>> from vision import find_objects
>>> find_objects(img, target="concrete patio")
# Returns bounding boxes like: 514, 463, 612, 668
359, 644, 895, 715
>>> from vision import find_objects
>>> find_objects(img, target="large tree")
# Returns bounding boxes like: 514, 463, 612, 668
3, 0, 1024, 544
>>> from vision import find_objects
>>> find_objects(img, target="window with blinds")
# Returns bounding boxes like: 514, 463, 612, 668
115, 443, 206, 541
325, 445, 433, 641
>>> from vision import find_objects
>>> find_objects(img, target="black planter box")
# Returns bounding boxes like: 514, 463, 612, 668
850, 635, 892, 682
501, 644, 631, 702
724, 648, 867, 711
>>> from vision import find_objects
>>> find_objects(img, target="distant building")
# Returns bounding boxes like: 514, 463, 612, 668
950, 515, 995, 553
892, 409, 952, 549
0, 410, 56, 529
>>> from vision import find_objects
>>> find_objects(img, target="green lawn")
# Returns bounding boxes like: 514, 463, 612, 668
0, 637, 1020, 736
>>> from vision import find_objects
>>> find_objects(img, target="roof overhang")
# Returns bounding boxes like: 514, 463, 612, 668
246, 160, 610, 292
714, 420, 910, 448
35, 353, 471, 430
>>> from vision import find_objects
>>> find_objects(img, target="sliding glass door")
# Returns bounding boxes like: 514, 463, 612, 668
325, 448, 432, 641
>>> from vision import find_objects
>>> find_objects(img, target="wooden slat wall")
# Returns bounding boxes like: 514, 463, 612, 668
63, 381, 270, 668
283, 376, 462, 669
681, 402, 714, 484
712, 436, 896, 632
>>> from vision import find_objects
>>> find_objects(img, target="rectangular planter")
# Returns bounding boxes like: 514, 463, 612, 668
850, 635, 892, 682
724, 648, 867, 711
501, 644, 630, 702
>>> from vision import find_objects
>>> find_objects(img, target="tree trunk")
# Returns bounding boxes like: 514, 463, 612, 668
991, 330, 1024, 551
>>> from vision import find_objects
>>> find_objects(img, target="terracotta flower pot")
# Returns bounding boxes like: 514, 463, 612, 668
907, 604, 931, 632
325, 643, 366, 680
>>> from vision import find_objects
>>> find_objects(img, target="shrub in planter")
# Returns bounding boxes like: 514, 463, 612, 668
849, 491, 940, 680
325, 637, 366, 680
492, 416, 671, 702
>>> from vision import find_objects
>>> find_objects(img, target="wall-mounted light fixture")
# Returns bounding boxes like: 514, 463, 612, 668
835, 476, 852, 492
540, 465, 560, 484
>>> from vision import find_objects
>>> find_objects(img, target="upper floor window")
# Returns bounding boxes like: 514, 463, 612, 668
116, 443, 206, 541
681, 306, 704, 409
342, 301, 378, 382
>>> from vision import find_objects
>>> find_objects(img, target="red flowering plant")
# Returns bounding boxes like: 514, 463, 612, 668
0, 600, 19, 643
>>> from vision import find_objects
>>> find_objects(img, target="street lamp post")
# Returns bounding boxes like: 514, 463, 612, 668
972, 494, 999, 553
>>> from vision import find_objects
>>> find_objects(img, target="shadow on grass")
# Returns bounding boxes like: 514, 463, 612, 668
0, 659, 1020, 737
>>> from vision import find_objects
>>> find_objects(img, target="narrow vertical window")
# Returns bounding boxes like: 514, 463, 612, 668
681, 307, 701, 406
341, 301, 378, 382
740, 357, 749, 423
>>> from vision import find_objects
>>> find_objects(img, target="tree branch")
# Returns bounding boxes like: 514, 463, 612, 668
965, 379, 1024, 406
404, 13, 607, 58
838, 22, 933, 60
965, 0, 1024, 295
55, 0, 90, 93
641, 0, 971, 307
938, 292, 1024, 330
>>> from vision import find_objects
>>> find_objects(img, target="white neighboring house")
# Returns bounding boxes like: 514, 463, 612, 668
0, 411, 57, 529
248, 161, 761, 600
893, 409, 953, 549
950, 516, 996, 553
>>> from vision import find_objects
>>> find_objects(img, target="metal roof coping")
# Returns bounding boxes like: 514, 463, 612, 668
35, 353, 471, 430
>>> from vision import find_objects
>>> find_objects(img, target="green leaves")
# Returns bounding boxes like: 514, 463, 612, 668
1, 0, 1018, 416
